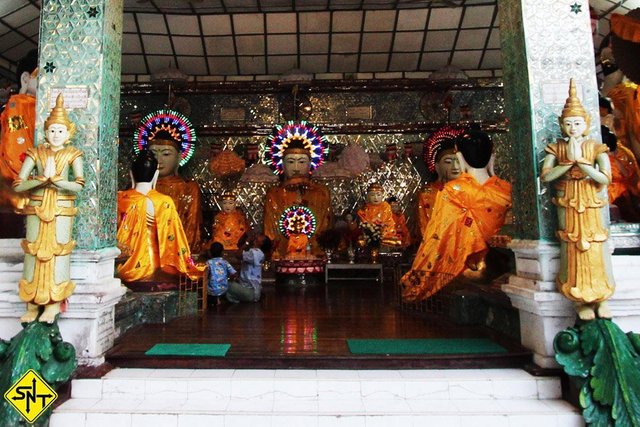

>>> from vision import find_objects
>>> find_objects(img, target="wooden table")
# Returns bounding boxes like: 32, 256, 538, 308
324, 262, 383, 284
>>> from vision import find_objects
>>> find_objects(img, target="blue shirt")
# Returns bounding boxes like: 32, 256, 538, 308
239, 248, 265, 301
206, 257, 237, 296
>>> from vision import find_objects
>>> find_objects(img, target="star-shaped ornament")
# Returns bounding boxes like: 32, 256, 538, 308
44, 62, 56, 73
570, 2, 582, 14
87, 7, 99, 18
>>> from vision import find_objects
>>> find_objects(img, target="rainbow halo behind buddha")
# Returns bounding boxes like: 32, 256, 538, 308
133, 109, 196, 167
264, 121, 329, 175
279, 205, 317, 238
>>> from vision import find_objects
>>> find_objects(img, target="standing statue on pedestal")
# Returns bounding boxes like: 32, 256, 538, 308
12, 94, 84, 323
134, 110, 202, 253
263, 122, 332, 259
541, 79, 615, 320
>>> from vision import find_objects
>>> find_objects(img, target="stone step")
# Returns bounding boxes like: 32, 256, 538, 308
51, 368, 584, 427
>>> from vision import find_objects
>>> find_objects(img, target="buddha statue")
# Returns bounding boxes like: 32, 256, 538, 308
357, 183, 399, 247
417, 126, 464, 239
401, 128, 511, 302
387, 196, 411, 249
211, 191, 250, 250
13, 94, 84, 323
1, 49, 38, 212
117, 149, 201, 283
263, 123, 332, 259
285, 217, 310, 260
541, 79, 615, 320
135, 111, 202, 253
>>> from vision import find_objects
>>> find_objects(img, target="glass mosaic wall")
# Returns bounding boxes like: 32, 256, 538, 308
118, 83, 511, 238
500, 0, 600, 241
37, 0, 123, 250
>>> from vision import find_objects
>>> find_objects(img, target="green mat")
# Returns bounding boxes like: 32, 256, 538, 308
145, 343, 230, 357
347, 338, 506, 355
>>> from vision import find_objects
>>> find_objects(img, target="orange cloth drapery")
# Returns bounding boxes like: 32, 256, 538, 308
608, 143, 640, 202
401, 173, 511, 302
155, 175, 203, 253
416, 181, 444, 240
1, 94, 35, 182
211, 210, 249, 250
611, 13, 640, 43
117, 189, 201, 282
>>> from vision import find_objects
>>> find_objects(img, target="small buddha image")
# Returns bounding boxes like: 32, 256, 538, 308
211, 191, 250, 250
286, 217, 310, 260
135, 110, 203, 253
357, 182, 399, 247
387, 196, 411, 249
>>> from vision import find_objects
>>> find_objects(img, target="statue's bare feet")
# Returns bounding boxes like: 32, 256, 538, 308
576, 303, 596, 321
20, 303, 39, 323
39, 302, 61, 324
596, 301, 612, 319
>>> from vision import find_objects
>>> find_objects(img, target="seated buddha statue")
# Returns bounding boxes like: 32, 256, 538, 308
286, 217, 310, 260
357, 183, 399, 247
142, 120, 202, 253
263, 123, 332, 259
117, 150, 201, 283
387, 196, 411, 249
211, 191, 250, 250
417, 126, 464, 240
401, 129, 512, 302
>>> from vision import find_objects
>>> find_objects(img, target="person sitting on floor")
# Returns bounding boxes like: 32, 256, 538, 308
205, 241, 237, 306
226, 232, 272, 303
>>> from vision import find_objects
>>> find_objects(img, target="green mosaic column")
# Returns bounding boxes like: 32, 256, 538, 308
499, 0, 600, 241
34, 0, 126, 364
36, 0, 123, 250
499, 0, 602, 368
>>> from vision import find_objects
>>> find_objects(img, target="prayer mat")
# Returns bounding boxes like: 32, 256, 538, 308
145, 343, 230, 357
346, 338, 506, 355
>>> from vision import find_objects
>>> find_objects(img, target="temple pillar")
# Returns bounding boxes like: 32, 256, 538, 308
499, 0, 640, 368
0, 0, 125, 365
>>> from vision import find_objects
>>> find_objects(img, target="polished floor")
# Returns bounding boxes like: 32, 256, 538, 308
107, 278, 530, 369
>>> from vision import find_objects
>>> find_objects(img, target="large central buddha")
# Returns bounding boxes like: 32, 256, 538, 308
263, 122, 332, 258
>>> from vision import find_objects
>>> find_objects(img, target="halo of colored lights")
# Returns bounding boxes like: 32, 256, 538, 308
424, 126, 464, 174
133, 109, 197, 167
278, 205, 317, 238
263, 121, 329, 175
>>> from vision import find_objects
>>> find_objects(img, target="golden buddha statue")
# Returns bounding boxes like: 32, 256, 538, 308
135, 110, 202, 253
401, 128, 511, 302
417, 126, 464, 239
263, 122, 332, 259
285, 217, 310, 260
117, 150, 201, 283
13, 94, 84, 323
387, 196, 411, 249
211, 191, 250, 250
541, 79, 615, 320
357, 182, 399, 246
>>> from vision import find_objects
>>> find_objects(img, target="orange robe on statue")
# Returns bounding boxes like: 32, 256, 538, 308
211, 210, 249, 250
357, 201, 398, 245
117, 189, 200, 282
608, 144, 640, 203
416, 182, 444, 240
392, 212, 411, 248
401, 173, 512, 302
286, 233, 309, 259
156, 175, 203, 252
1, 94, 35, 209
264, 180, 331, 257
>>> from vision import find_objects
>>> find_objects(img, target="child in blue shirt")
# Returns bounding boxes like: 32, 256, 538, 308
205, 242, 237, 306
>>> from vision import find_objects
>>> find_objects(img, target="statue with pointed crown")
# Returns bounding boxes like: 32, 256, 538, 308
541, 78, 616, 321
210, 191, 250, 250
134, 109, 202, 253
12, 94, 84, 323
263, 122, 332, 259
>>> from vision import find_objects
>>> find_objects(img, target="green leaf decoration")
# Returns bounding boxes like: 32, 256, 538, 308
0, 320, 76, 427
555, 319, 640, 427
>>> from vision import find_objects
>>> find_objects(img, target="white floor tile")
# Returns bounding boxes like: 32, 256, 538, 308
536, 378, 562, 399
189, 369, 235, 378
103, 368, 156, 379
91, 398, 143, 412
50, 412, 86, 427
318, 380, 361, 399
410, 415, 462, 427
460, 414, 509, 427
556, 413, 586, 426
452, 399, 504, 414
492, 379, 538, 399
55, 398, 99, 411
136, 398, 187, 412
317, 370, 361, 380
406, 399, 457, 414
226, 397, 274, 412
275, 369, 318, 379
318, 415, 366, 426
71, 379, 103, 399
362, 398, 411, 414
357, 370, 402, 380
404, 380, 449, 400
272, 398, 319, 413
360, 380, 404, 400
273, 414, 320, 427
148, 369, 195, 378
131, 413, 178, 427
102, 379, 146, 399
317, 398, 365, 414
507, 414, 559, 427
225, 414, 274, 426
449, 380, 493, 399
177, 414, 225, 427
182, 397, 230, 412
85, 412, 132, 427
232, 369, 276, 379
231, 379, 276, 399
365, 415, 412, 427
145, 379, 188, 400
273, 379, 318, 399
187, 379, 232, 399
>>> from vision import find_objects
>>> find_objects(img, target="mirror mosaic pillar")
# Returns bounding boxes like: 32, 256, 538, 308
0, 0, 126, 365
499, 0, 640, 367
